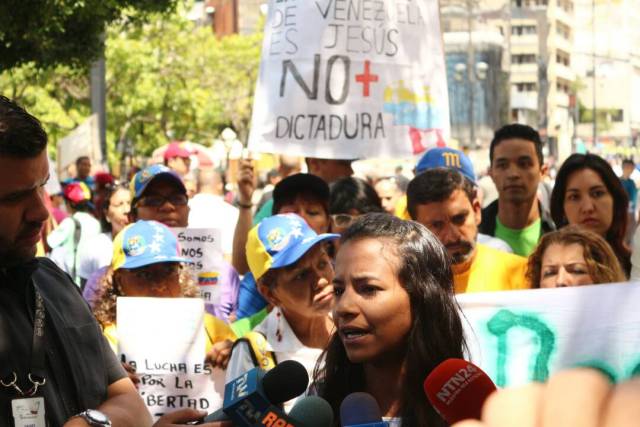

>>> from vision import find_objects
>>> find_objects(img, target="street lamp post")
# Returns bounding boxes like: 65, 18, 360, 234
454, 61, 489, 149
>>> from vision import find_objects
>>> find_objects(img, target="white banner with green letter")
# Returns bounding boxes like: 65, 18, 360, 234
459, 283, 640, 387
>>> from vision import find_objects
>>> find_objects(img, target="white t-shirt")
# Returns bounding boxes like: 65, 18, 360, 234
77, 232, 113, 280
188, 194, 239, 256
47, 212, 101, 283
225, 308, 325, 412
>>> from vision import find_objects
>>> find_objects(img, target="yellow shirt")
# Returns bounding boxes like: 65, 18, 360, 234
453, 244, 530, 293
394, 195, 411, 220
103, 313, 236, 354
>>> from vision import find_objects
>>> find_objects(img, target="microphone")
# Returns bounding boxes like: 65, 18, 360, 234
203, 360, 309, 425
423, 358, 497, 424
339, 392, 388, 427
288, 396, 334, 427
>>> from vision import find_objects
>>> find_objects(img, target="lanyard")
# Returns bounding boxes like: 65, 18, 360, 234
0, 289, 47, 397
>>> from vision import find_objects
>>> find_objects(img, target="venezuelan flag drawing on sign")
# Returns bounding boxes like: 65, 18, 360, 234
198, 272, 219, 286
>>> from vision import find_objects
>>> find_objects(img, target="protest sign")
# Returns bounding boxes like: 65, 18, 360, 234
117, 297, 225, 419
57, 114, 102, 177
248, 0, 450, 159
173, 228, 223, 313
459, 283, 640, 388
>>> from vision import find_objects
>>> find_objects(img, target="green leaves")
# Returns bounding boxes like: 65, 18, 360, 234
0, 3, 262, 169
0, 0, 177, 70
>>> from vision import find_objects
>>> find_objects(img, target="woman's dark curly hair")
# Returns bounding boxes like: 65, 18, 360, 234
314, 213, 467, 427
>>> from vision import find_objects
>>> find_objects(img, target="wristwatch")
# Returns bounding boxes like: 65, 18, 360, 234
74, 409, 112, 427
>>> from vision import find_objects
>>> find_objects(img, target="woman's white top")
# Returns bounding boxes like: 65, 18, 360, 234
225, 308, 325, 412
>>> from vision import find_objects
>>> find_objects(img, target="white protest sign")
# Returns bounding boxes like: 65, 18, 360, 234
57, 114, 102, 177
117, 297, 225, 419
248, 0, 450, 159
173, 228, 223, 312
459, 283, 640, 388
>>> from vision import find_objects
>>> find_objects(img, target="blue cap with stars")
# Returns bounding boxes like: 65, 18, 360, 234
246, 214, 339, 281
112, 220, 190, 270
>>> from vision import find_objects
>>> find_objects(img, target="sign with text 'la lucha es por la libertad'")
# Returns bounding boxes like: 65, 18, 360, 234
248, 0, 450, 159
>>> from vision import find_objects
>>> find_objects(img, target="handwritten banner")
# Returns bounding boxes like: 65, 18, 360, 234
459, 283, 640, 387
173, 228, 223, 313
248, 0, 450, 159
117, 298, 225, 419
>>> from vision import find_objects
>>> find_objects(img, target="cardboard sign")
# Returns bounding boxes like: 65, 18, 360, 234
57, 114, 102, 177
173, 228, 223, 312
248, 0, 450, 159
459, 283, 640, 387
117, 297, 225, 419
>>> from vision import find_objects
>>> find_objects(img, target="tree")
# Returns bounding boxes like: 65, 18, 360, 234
0, 0, 177, 70
104, 9, 262, 162
0, 5, 263, 168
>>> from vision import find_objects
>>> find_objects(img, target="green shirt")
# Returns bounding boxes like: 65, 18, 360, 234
495, 217, 541, 257
253, 199, 273, 226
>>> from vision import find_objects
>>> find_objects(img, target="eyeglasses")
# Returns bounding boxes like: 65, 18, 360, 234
128, 263, 181, 283
331, 214, 359, 229
137, 194, 188, 208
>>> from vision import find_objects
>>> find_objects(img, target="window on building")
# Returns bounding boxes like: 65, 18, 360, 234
556, 23, 571, 39
515, 83, 537, 92
556, 50, 571, 67
558, 0, 573, 13
556, 82, 570, 93
611, 109, 624, 122
513, 54, 537, 64
512, 25, 537, 35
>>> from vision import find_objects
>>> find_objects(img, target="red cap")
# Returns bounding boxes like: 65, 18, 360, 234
94, 172, 114, 186
63, 182, 92, 204
424, 358, 497, 424
163, 142, 191, 160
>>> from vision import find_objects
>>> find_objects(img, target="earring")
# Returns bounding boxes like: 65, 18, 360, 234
275, 309, 283, 342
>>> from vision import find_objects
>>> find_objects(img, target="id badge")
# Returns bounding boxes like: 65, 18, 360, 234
11, 397, 46, 427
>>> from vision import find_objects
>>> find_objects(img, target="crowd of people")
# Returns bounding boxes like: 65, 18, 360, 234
1, 93, 639, 427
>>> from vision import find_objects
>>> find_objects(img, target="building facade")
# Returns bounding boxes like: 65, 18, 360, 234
441, 0, 576, 158
573, 0, 640, 152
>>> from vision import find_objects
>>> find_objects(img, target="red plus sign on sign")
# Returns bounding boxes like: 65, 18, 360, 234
355, 60, 379, 97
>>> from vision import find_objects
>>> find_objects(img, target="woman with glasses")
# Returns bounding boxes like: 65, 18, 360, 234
80, 165, 194, 308
92, 220, 236, 374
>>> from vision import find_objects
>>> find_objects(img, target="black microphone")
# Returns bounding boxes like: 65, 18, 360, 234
288, 396, 334, 427
340, 392, 388, 427
203, 360, 309, 425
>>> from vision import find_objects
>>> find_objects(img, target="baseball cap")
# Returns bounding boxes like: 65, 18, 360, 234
415, 147, 477, 184
164, 141, 192, 160
111, 220, 190, 271
130, 164, 187, 200
63, 182, 92, 204
246, 213, 339, 280
272, 173, 330, 215
94, 172, 115, 187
